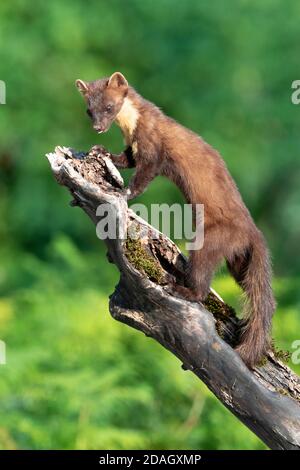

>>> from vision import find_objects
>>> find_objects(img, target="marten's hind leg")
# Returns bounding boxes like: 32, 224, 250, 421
185, 247, 223, 301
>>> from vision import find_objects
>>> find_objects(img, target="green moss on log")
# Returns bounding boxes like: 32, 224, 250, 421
273, 346, 291, 363
125, 237, 164, 284
257, 356, 268, 367
276, 388, 289, 396
204, 293, 236, 319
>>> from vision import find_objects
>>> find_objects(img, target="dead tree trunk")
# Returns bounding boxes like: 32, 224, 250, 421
46, 145, 300, 450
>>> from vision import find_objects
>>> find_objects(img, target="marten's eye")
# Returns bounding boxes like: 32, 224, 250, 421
105, 104, 113, 113
86, 109, 93, 119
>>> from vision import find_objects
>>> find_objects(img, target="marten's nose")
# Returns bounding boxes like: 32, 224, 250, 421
94, 125, 104, 134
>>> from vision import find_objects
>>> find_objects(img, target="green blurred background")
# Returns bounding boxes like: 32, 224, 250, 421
0, 0, 299, 450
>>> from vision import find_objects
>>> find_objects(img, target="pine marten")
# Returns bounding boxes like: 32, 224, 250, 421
75, 72, 276, 368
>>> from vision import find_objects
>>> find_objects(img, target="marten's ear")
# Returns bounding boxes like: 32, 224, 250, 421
107, 72, 128, 89
75, 79, 89, 96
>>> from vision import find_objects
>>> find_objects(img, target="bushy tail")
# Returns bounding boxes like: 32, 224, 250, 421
233, 233, 276, 368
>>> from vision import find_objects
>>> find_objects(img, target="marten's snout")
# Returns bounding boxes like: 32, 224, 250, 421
93, 124, 105, 134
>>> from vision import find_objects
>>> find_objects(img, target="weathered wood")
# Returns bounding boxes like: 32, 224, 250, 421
46, 145, 300, 450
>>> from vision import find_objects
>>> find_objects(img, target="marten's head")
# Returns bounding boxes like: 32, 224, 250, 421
75, 72, 129, 134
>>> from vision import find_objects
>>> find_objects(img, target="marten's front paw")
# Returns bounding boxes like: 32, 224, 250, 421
90, 145, 110, 157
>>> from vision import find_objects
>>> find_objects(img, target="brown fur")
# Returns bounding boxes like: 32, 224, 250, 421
76, 72, 276, 368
